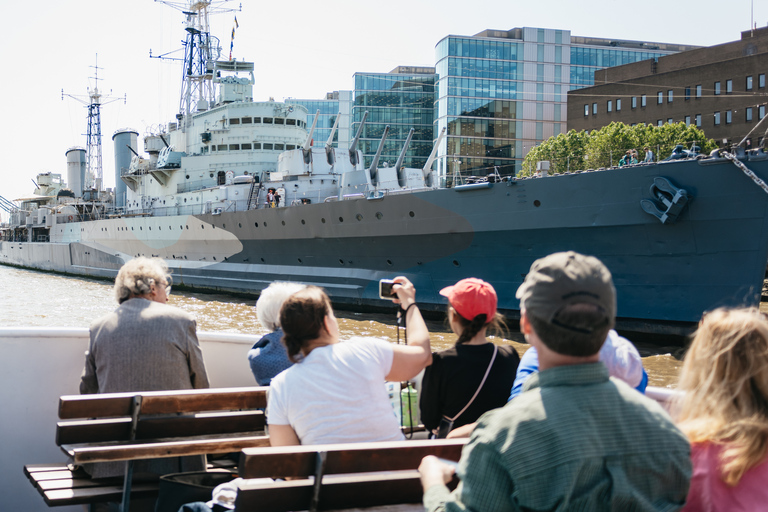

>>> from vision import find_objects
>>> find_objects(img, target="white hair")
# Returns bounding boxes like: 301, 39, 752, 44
256, 282, 307, 331
114, 257, 171, 304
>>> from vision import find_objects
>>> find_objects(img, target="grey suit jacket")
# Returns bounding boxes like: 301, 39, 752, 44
81, 297, 209, 394
80, 297, 209, 478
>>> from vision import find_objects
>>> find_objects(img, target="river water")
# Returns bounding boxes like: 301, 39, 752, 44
0, 264, 691, 387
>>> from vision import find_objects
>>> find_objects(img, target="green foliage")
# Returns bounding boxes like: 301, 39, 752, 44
520, 122, 717, 176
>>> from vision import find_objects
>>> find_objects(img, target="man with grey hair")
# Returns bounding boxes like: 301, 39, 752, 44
80, 257, 209, 481
419, 251, 691, 511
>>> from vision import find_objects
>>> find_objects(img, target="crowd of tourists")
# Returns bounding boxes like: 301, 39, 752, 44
79, 253, 768, 511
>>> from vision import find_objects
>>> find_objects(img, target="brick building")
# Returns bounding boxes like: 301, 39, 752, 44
567, 27, 768, 148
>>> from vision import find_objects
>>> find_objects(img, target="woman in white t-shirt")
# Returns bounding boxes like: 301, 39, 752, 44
267, 277, 432, 446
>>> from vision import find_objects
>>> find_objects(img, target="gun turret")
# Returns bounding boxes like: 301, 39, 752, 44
394, 128, 415, 187
367, 125, 390, 185
303, 110, 320, 164
349, 111, 368, 167
325, 113, 340, 166
422, 127, 447, 187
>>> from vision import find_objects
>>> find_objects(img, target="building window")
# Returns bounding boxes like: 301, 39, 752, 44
760, 105, 766, 120
696, 114, 702, 127
760, 74, 766, 89
696, 84, 702, 98
584, 104, 589, 116
747, 76, 753, 90
592, 103, 597, 115
715, 82, 721, 95
641, 95, 647, 107
657, 91, 663, 104
657, 120, 663, 126
668, 90, 673, 103
714, 111, 721, 125
726, 110, 732, 124
616, 99, 621, 111
632, 97, 637, 109
746, 107, 753, 122
607, 100, 613, 112
726, 79, 732, 94
685, 86, 691, 100
668, 118, 674, 124
685, 115, 691, 125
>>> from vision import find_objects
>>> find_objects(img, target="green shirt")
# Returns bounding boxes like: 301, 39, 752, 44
424, 362, 691, 512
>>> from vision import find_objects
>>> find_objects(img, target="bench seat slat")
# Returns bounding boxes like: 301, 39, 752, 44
59, 387, 268, 419
57, 411, 266, 444
43, 482, 159, 506
64, 434, 270, 463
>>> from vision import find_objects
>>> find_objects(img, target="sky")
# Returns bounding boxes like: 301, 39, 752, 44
1, 0, 765, 221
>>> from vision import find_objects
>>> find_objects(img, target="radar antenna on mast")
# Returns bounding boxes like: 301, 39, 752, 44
62, 53, 127, 192
151, 1, 241, 123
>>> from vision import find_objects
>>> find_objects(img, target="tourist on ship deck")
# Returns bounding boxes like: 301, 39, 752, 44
247, 281, 306, 386
80, 257, 209, 483
419, 251, 691, 511
267, 277, 431, 446
419, 278, 519, 438
675, 308, 768, 512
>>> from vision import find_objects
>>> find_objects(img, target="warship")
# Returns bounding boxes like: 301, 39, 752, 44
3, 2, 768, 335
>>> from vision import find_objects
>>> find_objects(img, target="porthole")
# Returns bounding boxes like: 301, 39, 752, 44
201, 225, 204, 229
376, 212, 383, 220
301, 219, 306, 225
222, 224, 225, 229
184, 198, 187, 203
321, 218, 326, 223
131, 227, 134, 231
238, 223, 242, 228
282, 221, 285, 226
185, 225, 189, 229
339, 259, 344, 265
356, 214, 363, 221
209, 173, 213, 178
533, 200, 541, 207
338, 217, 344, 222
169, 226, 172, 230
264, 222, 268, 227
260, 258, 265, 262
387, 259, 393, 266
140, 226, 142, 230
254, 222, 259, 227
409, 211, 415, 217
186, 175, 190, 179
213, 257, 216, 261
453, 260, 461, 267
158, 226, 161, 230
149, 226, 152, 230
297, 258, 302, 263
179, 225, 183, 229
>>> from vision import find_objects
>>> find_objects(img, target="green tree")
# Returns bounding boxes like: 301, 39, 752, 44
520, 122, 716, 176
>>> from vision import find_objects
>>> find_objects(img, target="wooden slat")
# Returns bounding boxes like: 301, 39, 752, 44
239, 438, 467, 479
235, 471, 441, 512
57, 410, 266, 445
38, 476, 123, 491
65, 434, 271, 463
59, 387, 268, 419
43, 482, 159, 506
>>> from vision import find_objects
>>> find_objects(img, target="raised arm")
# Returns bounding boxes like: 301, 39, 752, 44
386, 277, 432, 382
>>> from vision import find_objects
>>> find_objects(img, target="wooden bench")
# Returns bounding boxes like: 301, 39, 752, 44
24, 387, 270, 510
234, 438, 467, 512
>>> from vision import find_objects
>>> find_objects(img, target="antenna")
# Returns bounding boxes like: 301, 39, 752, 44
62, 54, 127, 192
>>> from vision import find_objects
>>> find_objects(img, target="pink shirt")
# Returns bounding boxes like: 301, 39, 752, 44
681, 442, 768, 512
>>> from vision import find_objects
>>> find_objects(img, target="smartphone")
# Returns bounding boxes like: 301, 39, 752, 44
379, 279, 397, 299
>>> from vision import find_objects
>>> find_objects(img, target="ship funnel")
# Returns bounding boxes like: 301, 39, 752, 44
422, 127, 447, 187
65, 147, 86, 198
112, 129, 138, 208
325, 113, 340, 167
394, 128, 415, 187
367, 125, 390, 185
349, 111, 368, 167
303, 110, 319, 164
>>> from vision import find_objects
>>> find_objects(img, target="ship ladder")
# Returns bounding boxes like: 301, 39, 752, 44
247, 180, 260, 210
722, 151, 768, 196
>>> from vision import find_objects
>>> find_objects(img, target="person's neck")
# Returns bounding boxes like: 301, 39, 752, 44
302, 334, 338, 356
538, 350, 599, 371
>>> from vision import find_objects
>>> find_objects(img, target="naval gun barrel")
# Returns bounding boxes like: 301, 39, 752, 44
349, 111, 368, 166
303, 110, 320, 152
422, 127, 447, 186
325, 113, 341, 166
394, 128, 415, 186
368, 125, 390, 183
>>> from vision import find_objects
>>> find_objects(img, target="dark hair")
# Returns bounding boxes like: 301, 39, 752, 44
527, 303, 611, 356
450, 307, 508, 345
279, 286, 332, 362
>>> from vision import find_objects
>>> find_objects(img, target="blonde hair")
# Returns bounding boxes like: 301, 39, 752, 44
674, 307, 768, 486
114, 257, 171, 304
255, 282, 307, 331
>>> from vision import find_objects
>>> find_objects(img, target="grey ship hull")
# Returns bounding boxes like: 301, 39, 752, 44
3, 155, 768, 333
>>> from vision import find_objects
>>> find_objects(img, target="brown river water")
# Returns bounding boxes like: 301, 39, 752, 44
2, 264, 743, 388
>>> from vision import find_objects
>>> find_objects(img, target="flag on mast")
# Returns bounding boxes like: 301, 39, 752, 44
229, 16, 239, 60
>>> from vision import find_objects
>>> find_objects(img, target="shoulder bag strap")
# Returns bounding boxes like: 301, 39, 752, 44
445, 344, 498, 422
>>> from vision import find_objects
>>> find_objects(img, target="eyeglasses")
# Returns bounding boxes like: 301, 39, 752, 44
165, 284, 172, 295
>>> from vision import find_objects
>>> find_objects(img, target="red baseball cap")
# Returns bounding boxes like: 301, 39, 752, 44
439, 278, 497, 323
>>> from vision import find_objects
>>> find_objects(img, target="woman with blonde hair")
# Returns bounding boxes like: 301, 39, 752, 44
675, 307, 768, 511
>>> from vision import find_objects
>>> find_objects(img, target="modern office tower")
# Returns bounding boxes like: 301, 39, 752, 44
352, 67, 437, 170
289, 91, 352, 150
433, 28, 696, 177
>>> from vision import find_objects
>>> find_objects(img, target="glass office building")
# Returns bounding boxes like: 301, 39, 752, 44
434, 28, 695, 176
289, 92, 352, 149
352, 67, 437, 169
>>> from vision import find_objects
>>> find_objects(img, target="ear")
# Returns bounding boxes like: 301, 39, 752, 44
322, 314, 332, 334
520, 310, 532, 335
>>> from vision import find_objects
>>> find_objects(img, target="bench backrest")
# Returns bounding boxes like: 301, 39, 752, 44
58, 387, 270, 464
235, 438, 467, 512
